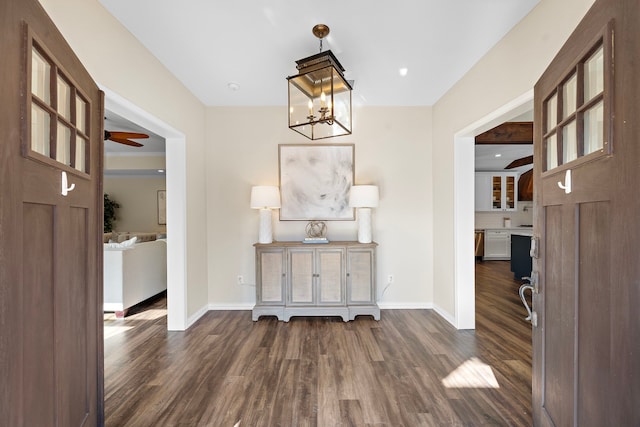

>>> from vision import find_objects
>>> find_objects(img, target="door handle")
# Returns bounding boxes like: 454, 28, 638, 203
519, 283, 534, 321
519, 275, 537, 326
61, 171, 76, 196
557, 169, 572, 194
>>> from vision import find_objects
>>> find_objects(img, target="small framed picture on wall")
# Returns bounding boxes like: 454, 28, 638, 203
157, 190, 166, 225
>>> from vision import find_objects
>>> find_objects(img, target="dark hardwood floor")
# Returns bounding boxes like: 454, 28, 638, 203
104, 261, 532, 426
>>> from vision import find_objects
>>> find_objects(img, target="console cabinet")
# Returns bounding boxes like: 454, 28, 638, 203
253, 241, 379, 322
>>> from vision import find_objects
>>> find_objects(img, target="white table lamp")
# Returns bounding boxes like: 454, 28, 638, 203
349, 185, 379, 243
250, 186, 281, 244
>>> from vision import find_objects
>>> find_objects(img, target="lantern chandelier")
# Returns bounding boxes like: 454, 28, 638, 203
287, 24, 353, 140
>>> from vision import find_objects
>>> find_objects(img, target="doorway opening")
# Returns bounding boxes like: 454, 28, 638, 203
102, 86, 188, 331
453, 90, 534, 329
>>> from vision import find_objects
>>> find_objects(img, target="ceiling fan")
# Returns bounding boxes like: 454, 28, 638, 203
104, 130, 149, 147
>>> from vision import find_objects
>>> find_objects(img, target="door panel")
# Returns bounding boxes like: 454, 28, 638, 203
23, 203, 56, 426
317, 250, 343, 304
290, 250, 314, 304
57, 206, 89, 427
576, 201, 610, 426
541, 203, 574, 426
348, 249, 373, 303
533, 0, 640, 424
0, 0, 104, 425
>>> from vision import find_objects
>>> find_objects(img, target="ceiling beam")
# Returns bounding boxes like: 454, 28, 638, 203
475, 122, 533, 145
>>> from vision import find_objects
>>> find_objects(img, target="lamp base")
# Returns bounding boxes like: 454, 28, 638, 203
258, 208, 273, 244
357, 207, 372, 244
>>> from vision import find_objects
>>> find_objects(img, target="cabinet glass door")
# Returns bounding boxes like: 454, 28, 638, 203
492, 176, 502, 210
505, 175, 515, 209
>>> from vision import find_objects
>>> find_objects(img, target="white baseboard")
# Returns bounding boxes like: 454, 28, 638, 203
377, 302, 433, 310
186, 304, 209, 329
208, 303, 254, 311
432, 303, 456, 328
195, 303, 462, 331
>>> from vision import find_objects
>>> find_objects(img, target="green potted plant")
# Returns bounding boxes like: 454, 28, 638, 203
104, 194, 120, 232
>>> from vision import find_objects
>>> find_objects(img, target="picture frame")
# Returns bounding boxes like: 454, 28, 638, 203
279, 144, 355, 221
157, 190, 166, 225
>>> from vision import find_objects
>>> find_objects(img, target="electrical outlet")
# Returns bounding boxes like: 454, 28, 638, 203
237, 275, 244, 285
388, 274, 394, 284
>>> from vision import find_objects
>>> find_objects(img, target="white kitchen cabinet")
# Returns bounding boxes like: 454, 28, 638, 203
483, 229, 511, 260
475, 172, 518, 212
253, 241, 380, 322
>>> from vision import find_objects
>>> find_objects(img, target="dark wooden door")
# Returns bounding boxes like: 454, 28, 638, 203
0, 0, 104, 425
532, 0, 639, 425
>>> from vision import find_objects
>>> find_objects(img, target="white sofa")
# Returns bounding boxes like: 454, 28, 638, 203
103, 238, 167, 317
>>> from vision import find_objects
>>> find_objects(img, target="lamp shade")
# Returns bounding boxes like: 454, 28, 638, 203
348, 185, 379, 208
250, 186, 281, 209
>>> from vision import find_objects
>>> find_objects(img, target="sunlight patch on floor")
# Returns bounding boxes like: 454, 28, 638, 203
442, 357, 500, 389
104, 325, 134, 340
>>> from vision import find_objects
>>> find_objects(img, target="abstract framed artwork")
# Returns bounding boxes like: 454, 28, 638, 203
279, 144, 355, 221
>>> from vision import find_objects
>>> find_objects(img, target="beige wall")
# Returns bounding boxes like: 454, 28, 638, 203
40, 0, 598, 325
104, 176, 167, 234
206, 106, 433, 308
432, 0, 596, 317
105, 155, 166, 171
39, 0, 209, 320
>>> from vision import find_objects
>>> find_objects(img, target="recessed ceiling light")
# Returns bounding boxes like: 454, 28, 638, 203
158, 169, 165, 173
495, 153, 502, 158
227, 82, 240, 91
399, 67, 408, 77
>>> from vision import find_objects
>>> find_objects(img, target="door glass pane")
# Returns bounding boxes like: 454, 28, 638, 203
584, 100, 604, 155
31, 48, 50, 105
31, 104, 50, 156
75, 136, 86, 172
562, 120, 578, 164
76, 95, 87, 134
545, 93, 557, 133
562, 73, 577, 118
57, 122, 71, 166
57, 75, 71, 120
546, 134, 558, 170
492, 176, 502, 209
584, 45, 604, 101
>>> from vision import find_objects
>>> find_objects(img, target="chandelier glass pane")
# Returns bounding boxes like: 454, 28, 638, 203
288, 51, 352, 140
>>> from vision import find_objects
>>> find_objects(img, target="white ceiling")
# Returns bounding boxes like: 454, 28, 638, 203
98, 0, 540, 107
104, 110, 165, 154
475, 144, 533, 172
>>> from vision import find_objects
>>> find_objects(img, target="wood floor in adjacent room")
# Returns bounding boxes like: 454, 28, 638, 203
104, 261, 532, 426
